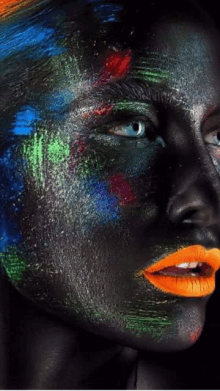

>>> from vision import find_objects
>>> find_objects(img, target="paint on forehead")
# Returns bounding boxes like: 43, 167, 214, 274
132, 53, 171, 84
83, 103, 114, 118
95, 49, 131, 86
12, 106, 41, 135
93, 4, 123, 23
0, 22, 66, 61
0, 247, 27, 282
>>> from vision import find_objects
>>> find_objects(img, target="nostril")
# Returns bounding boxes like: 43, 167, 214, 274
181, 210, 198, 224
166, 190, 214, 226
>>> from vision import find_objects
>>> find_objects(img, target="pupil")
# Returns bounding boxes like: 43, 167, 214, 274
133, 122, 139, 132
217, 133, 220, 141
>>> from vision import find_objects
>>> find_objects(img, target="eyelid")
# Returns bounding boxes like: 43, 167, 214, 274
96, 115, 157, 136
202, 112, 220, 135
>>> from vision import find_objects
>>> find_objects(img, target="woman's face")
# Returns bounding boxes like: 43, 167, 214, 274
6, 13, 220, 351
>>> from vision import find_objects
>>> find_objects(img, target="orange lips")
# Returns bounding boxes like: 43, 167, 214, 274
139, 245, 220, 297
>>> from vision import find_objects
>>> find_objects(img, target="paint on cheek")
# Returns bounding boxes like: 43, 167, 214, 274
0, 247, 27, 282
109, 173, 138, 206
0, 148, 24, 258
48, 89, 74, 114
22, 129, 70, 185
12, 105, 41, 135
95, 49, 131, 86
83, 177, 120, 224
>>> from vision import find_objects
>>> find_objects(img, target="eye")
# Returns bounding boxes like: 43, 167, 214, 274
204, 130, 220, 146
108, 120, 151, 138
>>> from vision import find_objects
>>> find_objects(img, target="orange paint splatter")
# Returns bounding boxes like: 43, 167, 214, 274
0, 0, 36, 18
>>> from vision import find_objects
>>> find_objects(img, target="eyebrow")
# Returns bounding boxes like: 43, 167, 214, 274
70, 77, 188, 115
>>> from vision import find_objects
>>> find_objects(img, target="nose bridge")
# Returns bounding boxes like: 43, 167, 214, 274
166, 127, 220, 226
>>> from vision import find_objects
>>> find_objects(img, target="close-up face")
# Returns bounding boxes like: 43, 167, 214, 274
2, 0, 220, 353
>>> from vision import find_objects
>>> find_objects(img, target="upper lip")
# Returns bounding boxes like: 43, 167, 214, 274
138, 245, 220, 297
145, 245, 220, 274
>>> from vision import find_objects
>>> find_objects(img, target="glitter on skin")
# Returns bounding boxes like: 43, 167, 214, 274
12, 105, 41, 135
48, 89, 74, 114
83, 103, 114, 118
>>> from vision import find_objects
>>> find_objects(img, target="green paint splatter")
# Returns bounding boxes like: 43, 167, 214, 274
77, 154, 104, 179
47, 137, 70, 164
0, 247, 27, 282
114, 101, 150, 111
132, 57, 170, 83
22, 131, 44, 184
123, 314, 171, 338
22, 128, 70, 186
133, 68, 169, 83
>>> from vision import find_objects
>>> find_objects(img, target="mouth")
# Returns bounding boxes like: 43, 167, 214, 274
138, 245, 220, 297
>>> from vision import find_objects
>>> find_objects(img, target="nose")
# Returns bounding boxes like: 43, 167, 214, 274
166, 149, 220, 228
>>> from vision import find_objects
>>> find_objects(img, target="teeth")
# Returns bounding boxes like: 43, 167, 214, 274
177, 261, 202, 269
177, 263, 190, 268
189, 262, 198, 268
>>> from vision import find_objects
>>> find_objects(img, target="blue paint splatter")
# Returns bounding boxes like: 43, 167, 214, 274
93, 4, 123, 23
0, 22, 66, 61
0, 148, 24, 255
85, 177, 120, 224
48, 89, 74, 113
12, 106, 41, 135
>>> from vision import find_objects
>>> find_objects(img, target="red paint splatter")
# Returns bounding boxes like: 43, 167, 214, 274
69, 139, 87, 172
83, 103, 114, 118
188, 325, 202, 343
109, 173, 137, 206
94, 49, 132, 87
202, 106, 216, 123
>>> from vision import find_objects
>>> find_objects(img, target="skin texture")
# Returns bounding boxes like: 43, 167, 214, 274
1, 0, 220, 388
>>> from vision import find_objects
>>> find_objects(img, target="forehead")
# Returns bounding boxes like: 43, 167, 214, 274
127, 17, 220, 109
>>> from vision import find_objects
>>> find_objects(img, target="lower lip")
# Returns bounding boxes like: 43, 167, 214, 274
143, 272, 215, 297
139, 245, 220, 297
